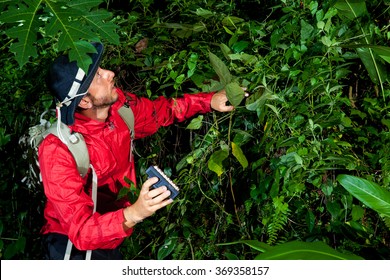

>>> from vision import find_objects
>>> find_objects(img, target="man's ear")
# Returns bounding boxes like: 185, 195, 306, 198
78, 96, 92, 109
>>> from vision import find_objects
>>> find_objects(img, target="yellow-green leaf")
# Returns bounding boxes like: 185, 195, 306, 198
208, 149, 229, 176
186, 115, 203, 130
232, 142, 248, 169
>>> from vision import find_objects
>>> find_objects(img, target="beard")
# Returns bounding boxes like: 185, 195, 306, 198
87, 91, 119, 110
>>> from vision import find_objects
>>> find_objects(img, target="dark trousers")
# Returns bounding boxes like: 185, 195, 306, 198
42, 233, 123, 260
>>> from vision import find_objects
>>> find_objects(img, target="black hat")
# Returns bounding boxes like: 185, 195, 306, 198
47, 42, 104, 125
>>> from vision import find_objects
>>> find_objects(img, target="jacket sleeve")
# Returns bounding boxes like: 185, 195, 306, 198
121, 89, 214, 139
38, 135, 132, 250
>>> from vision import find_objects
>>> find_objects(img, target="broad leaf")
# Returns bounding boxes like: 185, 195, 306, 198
186, 115, 203, 130
157, 235, 177, 260
300, 19, 314, 42
245, 88, 278, 112
231, 142, 248, 169
45, 1, 105, 72
384, 216, 390, 230
0, 0, 41, 66
208, 149, 229, 176
223, 252, 239, 260
219, 240, 363, 260
255, 241, 363, 260
334, 0, 386, 94
68, 41, 99, 73
225, 82, 245, 107
217, 239, 273, 253
3, 237, 27, 259
68, 0, 103, 10
334, 0, 368, 20
83, 10, 120, 44
220, 43, 232, 60
0, 0, 118, 72
209, 52, 232, 86
369, 45, 390, 64
337, 174, 390, 216
195, 8, 214, 18
221, 16, 245, 27
231, 41, 250, 53
356, 47, 388, 85
345, 44, 390, 64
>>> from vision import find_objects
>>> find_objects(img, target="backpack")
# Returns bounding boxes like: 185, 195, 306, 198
29, 104, 134, 177
27, 104, 134, 260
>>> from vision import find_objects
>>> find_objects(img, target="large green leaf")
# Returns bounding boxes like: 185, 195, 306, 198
217, 239, 273, 253
186, 115, 204, 130
231, 142, 248, 169
356, 47, 388, 85
208, 149, 229, 176
0, 0, 119, 72
337, 174, 390, 216
45, 0, 115, 72
346, 44, 390, 64
68, 41, 100, 73
255, 241, 363, 260
209, 52, 232, 86
334, 0, 368, 20
369, 45, 390, 64
225, 82, 245, 107
334, 0, 386, 96
157, 235, 177, 260
0, 0, 41, 66
219, 240, 363, 260
3, 237, 27, 259
82, 10, 120, 45
300, 19, 314, 42
245, 88, 278, 112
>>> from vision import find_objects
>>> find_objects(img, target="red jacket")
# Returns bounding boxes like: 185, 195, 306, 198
39, 88, 213, 250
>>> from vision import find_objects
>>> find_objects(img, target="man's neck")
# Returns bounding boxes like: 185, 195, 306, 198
79, 106, 110, 123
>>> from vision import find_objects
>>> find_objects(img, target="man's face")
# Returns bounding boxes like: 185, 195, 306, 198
86, 67, 118, 109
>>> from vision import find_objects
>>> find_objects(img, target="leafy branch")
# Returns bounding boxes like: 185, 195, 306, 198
0, 0, 119, 72
334, 0, 389, 99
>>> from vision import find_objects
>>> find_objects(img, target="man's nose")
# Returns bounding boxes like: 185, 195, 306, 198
101, 69, 115, 81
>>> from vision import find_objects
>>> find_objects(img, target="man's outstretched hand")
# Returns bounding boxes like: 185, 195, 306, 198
211, 89, 248, 112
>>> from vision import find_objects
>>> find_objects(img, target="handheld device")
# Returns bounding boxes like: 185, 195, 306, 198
146, 166, 180, 199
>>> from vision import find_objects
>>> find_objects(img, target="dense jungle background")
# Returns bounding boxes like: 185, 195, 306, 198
1, 0, 390, 260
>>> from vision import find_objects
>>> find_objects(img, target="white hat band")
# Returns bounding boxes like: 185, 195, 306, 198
62, 68, 86, 106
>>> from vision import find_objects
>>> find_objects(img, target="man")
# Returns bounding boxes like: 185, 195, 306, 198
39, 42, 234, 259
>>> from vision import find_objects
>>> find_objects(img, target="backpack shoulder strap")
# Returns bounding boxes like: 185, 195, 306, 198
37, 120, 94, 260
118, 104, 135, 139
45, 121, 90, 177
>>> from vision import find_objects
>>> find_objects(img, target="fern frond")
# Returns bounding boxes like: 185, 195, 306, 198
383, 215, 390, 230
266, 196, 291, 245
172, 242, 186, 259
379, 141, 390, 188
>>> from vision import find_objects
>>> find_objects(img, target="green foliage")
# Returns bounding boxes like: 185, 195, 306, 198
333, 0, 389, 98
220, 239, 364, 260
209, 52, 232, 88
255, 240, 364, 260
0, 0, 119, 72
1, 0, 390, 260
337, 175, 390, 216
266, 196, 291, 245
